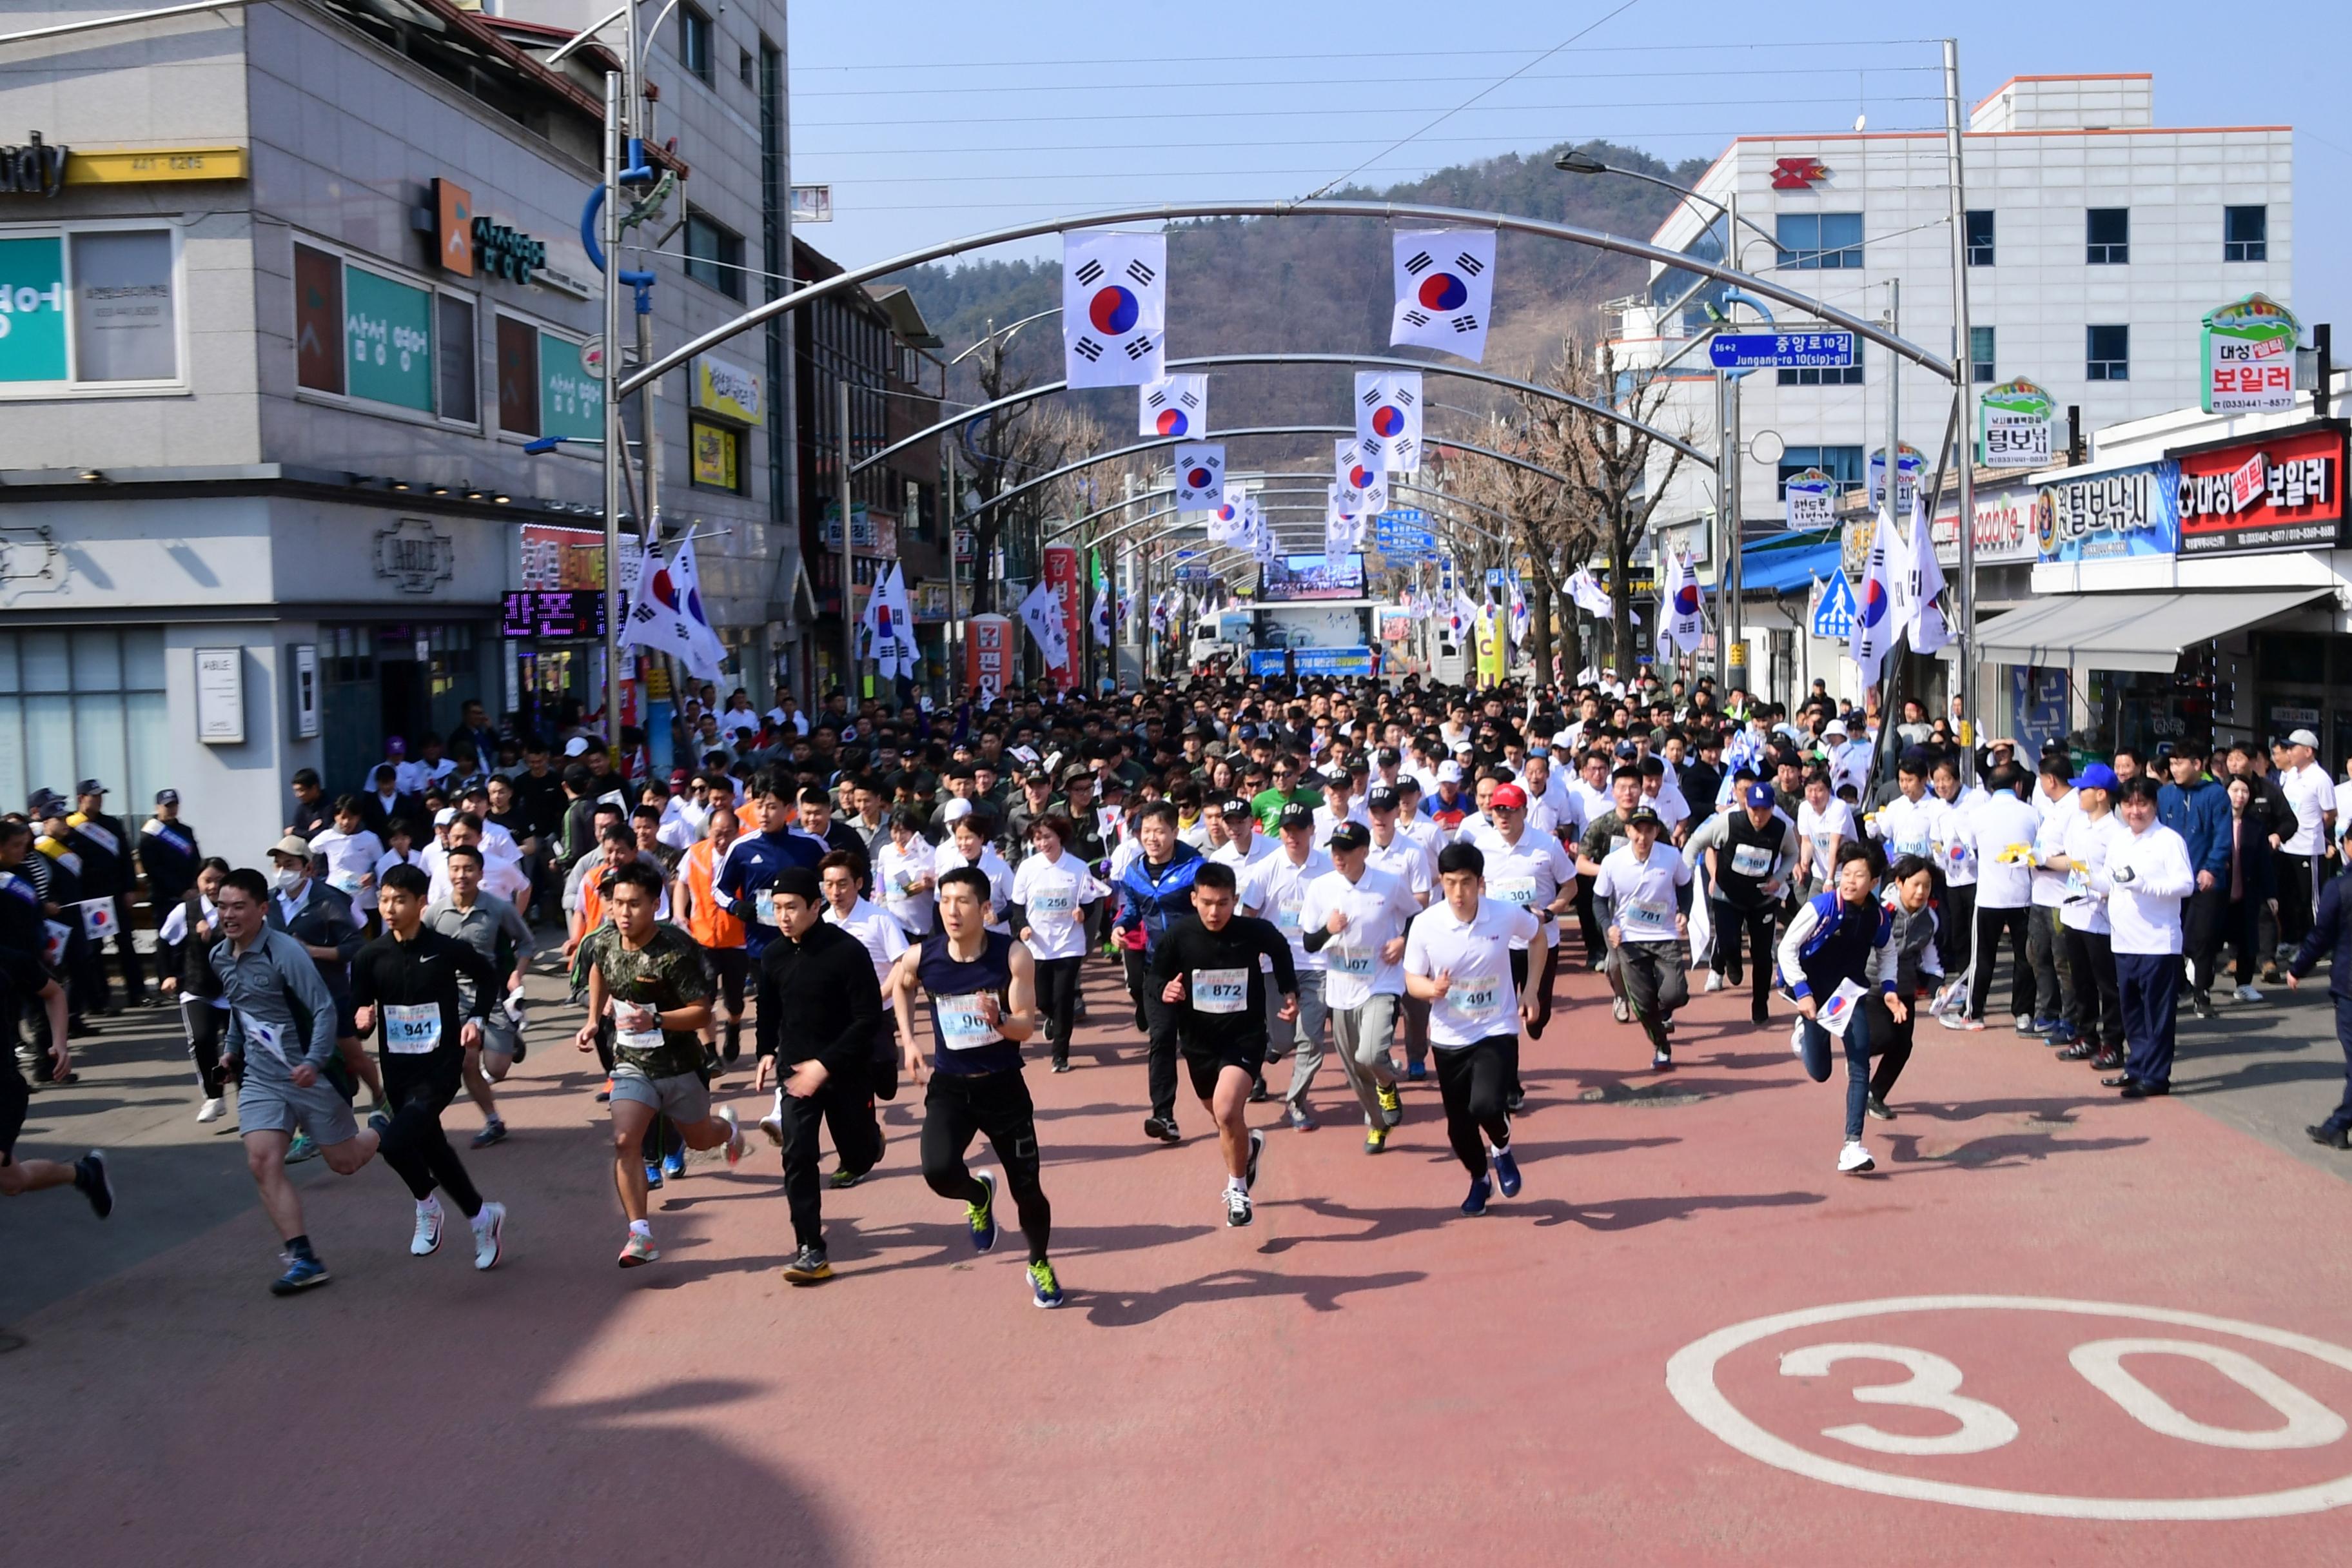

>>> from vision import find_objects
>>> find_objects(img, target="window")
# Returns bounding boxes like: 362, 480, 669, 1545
294, 242, 449, 416
2086, 208, 2130, 264
1776, 212, 1863, 270
1969, 326, 1996, 385
678, 4, 712, 83
1779, 340, 1863, 387
683, 211, 743, 299
2087, 324, 2130, 382
1776, 446, 1864, 496
1965, 209, 1995, 267
0, 225, 182, 391
495, 315, 603, 444
690, 418, 744, 493
293, 242, 343, 395
496, 315, 538, 437
2225, 204, 2268, 262
435, 293, 477, 424
0, 629, 168, 818
739, 47, 754, 86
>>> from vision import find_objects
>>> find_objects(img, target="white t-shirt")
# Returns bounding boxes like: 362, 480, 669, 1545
1011, 850, 1106, 962
1594, 843, 1690, 945
876, 838, 937, 935
2282, 761, 2337, 857
1796, 798, 1856, 883
2030, 789, 2080, 908
941, 844, 1014, 933
2058, 810, 2122, 935
1311, 799, 1372, 843
1210, 834, 1277, 874
428, 851, 530, 909
1403, 897, 1539, 1047
825, 896, 909, 981
1478, 830, 1576, 951
1869, 792, 1947, 862
1933, 787, 1986, 888
1240, 849, 1333, 973
1365, 829, 1435, 903
1299, 865, 1422, 1008
310, 825, 385, 912
1968, 791, 2043, 910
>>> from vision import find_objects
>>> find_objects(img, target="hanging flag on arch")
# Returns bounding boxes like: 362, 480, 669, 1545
1355, 370, 1424, 473
1389, 230, 1495, 362
1205, 495, 1248, 544
1062, 231, 1165, 388
1139, 373, 1207, 437
1334, 438, 1387, 518
1172, 442, 1226, 509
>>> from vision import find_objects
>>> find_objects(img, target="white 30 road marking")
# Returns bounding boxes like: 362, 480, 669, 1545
1666, 1295, 2352, 1520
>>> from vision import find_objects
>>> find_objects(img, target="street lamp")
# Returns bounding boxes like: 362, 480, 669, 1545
1552, 151, 1779, 259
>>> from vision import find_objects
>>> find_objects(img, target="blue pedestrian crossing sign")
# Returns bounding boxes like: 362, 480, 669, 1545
1810, 573, 1857, 639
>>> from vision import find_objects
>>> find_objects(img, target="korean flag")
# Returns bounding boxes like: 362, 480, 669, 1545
1173, 442, 1226, 510
1389, 230, 1495, 362
1064, 231, 1166, 388
1139, 373, 1207, 438
1355, 371, 1424, 473
1335, 438, 1388, 519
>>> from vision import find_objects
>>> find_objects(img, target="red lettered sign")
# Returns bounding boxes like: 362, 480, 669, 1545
2175, 427, 2345, 556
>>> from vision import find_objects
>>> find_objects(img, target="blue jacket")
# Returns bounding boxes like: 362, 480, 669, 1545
2157, 774, 2230, 880
1113, 841, 1204, 959
1776, 889, 1896, 1001
714, 827, 830, 956
2290, 873, 2352, 1002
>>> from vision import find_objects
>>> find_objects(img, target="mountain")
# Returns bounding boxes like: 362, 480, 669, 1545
884, 140, 1712, 464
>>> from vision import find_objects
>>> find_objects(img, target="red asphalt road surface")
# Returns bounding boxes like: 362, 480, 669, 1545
10, 956, 2352, 1565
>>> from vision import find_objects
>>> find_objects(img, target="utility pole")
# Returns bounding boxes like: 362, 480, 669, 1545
1723, 189, 1745, 698
837, 378, 856, 705
1943, 37, 1980, 754
599, 68, 624, 742
943, 436, 961, 702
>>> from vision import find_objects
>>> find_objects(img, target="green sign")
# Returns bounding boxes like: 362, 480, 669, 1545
2202, 292, 2299, 415
538, 331, 602, 441
1977, 377, 2055, 469
0, 235, 69, 383
343, 265, 434, 411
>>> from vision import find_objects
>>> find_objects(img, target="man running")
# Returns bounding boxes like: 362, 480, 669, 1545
1300, 822, 1420, 1152
351, 863, 508, 1270
885, 867, 1064, 1306
573, 861, 747, 1267
1239, 802, 1331, 1128
1150, 861, 1298, 1226
674, 804, 749, 1066
424, 843, 534, 1149
0, 816, 112, 1219
1594, 805, 1692, 1069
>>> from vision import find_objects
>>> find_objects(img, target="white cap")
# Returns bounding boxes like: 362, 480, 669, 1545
563, 736, 590, 757
2289, 727, 2321, 749
433, 807, 458, 827
942, 797, 974, 823
1824, 720, 1848, 738
1438, 761, 1464, 783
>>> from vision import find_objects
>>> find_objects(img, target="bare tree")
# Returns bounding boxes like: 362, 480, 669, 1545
1551, 337, 1692, 678
956, 340, 1118, 616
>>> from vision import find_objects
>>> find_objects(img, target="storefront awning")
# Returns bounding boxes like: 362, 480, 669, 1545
1975, 588, 2334, 673
1736, 534, 1842, 596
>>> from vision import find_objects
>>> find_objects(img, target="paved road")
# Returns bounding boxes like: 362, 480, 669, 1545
6, 952, 2351, 1563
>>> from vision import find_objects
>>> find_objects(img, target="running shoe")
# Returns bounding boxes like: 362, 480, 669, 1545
2030, 1015, 2063, 1037
760, 1106, 786, 1146
716, 1104, 745, 1170
1245, 1128, 1264, 1191
2308, 1123, 2351, 1150
828, 1165, 867, 1189
73, 1151, 113, 1219
782, 1245, 833, 1285
1505, 1086, 1527, 1112
1247, 1081, 1269, 1104
1652, 1048, 1673, 1070
470, 1117, 507, 1149
410, 1195, 445, 1257
1143, 1115, 1181, 1144
662, 1147, 687, 1180
1612, 996, 1629, 1024
1702, 970, 1722, 994
367, 1110, 392, 1139
643, 1161, 665, 1190
285, 1132, 320, 1164
2012, 1014, 2036, 1034
966, 1170, 999, 1253
1364, 1124, 1388, 1154
2235, 985, 2266, 1003
1375, 1082, 1403, 1127
1491, 1145, 1522, 1199
618, 1230, 658, 1267
471, 1201, 505, 1271
1838, 1141, 1876, 1174
270, 1255, 330, 1295
1790, 1020, 1807, 1058
1940, 1014, 1983, 1032
1866, 1095, 1895, 1121
1406, 1061, 1427, 1081
1224, 1184, 1253, 1228
196, 1097, 226, 1124
1028, 1258, 1064, 1309
1460, 1174, 1491, 1216
1286, 1102, 1315, 1132
1051, 1059, 1073, 1073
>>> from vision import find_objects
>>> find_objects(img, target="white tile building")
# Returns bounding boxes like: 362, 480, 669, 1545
1614, 73, 2296, 549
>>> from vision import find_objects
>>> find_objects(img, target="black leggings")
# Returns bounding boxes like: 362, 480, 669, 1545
379, 1053, 482, 1217
920, 1068, 1051, 1262
1710, 899, 1777, 1015
1869, 1006, 1916, 1104
1433, 1035, 1513, 1179
1034, 957, 1082, 1064
184, 999, 228, 1097
2062, 925, 2124, 1049
781, 1064, 881, 1250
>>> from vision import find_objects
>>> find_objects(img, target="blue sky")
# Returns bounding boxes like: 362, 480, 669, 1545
786, 0, 2349, 329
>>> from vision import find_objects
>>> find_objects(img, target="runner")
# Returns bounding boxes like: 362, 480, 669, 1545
874, 807, 939, 938
1008, 814, 1108, 1073
1239, 802, 1333, 1126
674, 803, 749, 1068
1401, 843, 1540, 1215
1112, 800, 1205, 1144
1576, 764, 1644, 1023
1299, 822, 1421, 1152
761, 864, 887, 1284
884, 867, 1064, 1306
1865, 855, 1944, 1122
1475, 782, 1578, 1106
0, 816, 111, 1218
424, 843, 534, 1149
1150, 861, 1298, 1225
1777, 843, 1904, 1173
157, 856, 233, 1121
572, 860, 747, 1267
1593, 805, 1693, 1069
263, 833, 386, 1130
1365, 783, 1437, 1079
1691, 780, 1797, 1027
349, 863, 508, 1270
2100, 775, 2195, 1100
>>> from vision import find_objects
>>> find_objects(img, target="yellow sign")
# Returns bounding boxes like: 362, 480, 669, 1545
65, 146, 248, 184
691, 421, 739, 491
1473, 605, 1505, 686
690, 353, 761, 423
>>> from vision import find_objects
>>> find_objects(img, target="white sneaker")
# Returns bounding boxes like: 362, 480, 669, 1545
1612, 996, 1629, 1024
716, 1104, 747, 1168
471, 1200, 505, 1271
410, 1194, 445, 1256
1703, 970, 1723, 994
1792, 1019, 1808, 1058
196, 1096, 226, 1124
1838, 1140, 1876, 1174
1223, 1183, 1253, 1228
2183, 958, 2199, 988
2235, 985, 2265, 1003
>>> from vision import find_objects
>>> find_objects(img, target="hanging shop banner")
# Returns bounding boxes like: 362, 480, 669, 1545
1978, 378, 2055, 469
964, 613, 1012, 702
1867, 443, 1924, 513
342, 265, 434, 412
2034, 459, 2183, 564
1930, 481, 2039, 567
2173, 426, 2344, 557
2201, 293, 2300, 415
1248, 646, 1377, 678
1043, 544, 1083, 693
1783, 467, 1836, 530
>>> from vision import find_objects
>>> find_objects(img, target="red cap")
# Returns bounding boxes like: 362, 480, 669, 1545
1490, 783, 1529, 810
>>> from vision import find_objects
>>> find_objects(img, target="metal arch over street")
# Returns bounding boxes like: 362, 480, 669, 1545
619, 199, 1959, 400
854, 351, 1712, 475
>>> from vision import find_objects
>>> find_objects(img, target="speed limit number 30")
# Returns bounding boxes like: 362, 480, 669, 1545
1667, 1296, 2352, 1520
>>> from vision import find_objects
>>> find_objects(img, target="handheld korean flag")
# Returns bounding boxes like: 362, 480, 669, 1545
1017, 580, 1072, 672
1848, 507, 1897, 683
1355, 371, 1424, 473
1507, 572, 1529, 649
1139, 374, 1207, 438
1335, 438, 1388, 517
1173, 442, 1226, 509
1662, 549, 1705, 655
1390, 230, 1496, 362
79, 897, 120, 942
1063, 232, 1166, 387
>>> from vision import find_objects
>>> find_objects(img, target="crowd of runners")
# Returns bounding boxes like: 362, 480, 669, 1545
8, 671, 2352, 1304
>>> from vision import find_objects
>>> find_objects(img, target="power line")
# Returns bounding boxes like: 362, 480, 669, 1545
790, 38, 1946, 74
799, 97, 1941, 132
799, 128, 1950, 159
790, 64, 1941, 98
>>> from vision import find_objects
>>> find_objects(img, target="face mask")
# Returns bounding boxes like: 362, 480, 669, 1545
272, 867, 304, 894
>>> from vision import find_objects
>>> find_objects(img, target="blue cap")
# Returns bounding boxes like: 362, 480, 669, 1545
1744, 781, 1776, 808
2076, 762, 2119, 792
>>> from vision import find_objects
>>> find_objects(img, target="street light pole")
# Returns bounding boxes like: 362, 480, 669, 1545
600, 69, 625, 743
837, 377, 857, 705
1943, 37, 1981, 754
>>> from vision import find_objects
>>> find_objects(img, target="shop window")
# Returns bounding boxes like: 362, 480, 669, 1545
1776, 212, 1863, 271
435, 293, 477, 425
496, 315, 539, 437
1776, 445, 1863, 496
2224, 205, 2268, 263
2086, 324, 2130, 382
0, 226, 181, 391
1965, 209, 1995, 267
2086, 208, 2130, 265
691, 418, 745, 493
679, 4, 713, 83
293, 242, 442, 417
1969, 326, 1996, 386
0, 629, 167, 815
1779, 341, 1862, 387
493, 317, 602, 444
684, 212, 744, 300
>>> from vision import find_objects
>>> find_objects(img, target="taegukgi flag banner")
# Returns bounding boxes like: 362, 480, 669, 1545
1140, 373, 1207, 437
1063, 231, 1165, 387
1172, 442, 1226, 509
1355, 370, 1423, 472
1389, 230, 1494, 362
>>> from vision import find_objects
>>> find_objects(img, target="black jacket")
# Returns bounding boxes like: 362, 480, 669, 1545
754, 918, 884, 1075
2291, 872, 2352, 1001
66, 809, 131, 899
357, 789, 427, 840
139, 816, 202, 908
266, 881, 364, 997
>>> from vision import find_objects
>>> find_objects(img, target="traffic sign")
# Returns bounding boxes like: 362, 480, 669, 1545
1810, 573, 1856, 639
1710, 331, 1856, 371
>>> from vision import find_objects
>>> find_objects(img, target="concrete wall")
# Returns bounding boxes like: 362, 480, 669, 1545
163, 622, 318, 866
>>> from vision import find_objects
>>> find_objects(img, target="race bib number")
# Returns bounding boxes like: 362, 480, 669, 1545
935, 992, 996, 1050
382, 1001, 442, 1054
755, 888, 778, 926
616, 1025, 663, 1055
1029, 880, 1077, 919
1621, 898, 1676, 939
1327, 946, 1376, 977
236, 1011, 293, 1065
1273, 897, 1303, 932
1729, 843, 1774, 878
1454, 977, 1509, 1021
1193, 967, 1249, 1015
1489, 874, 1538, 906
2065, 868, 2091, 898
